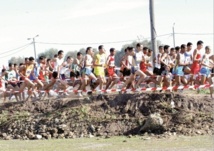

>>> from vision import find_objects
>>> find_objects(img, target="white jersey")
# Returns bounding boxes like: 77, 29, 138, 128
185, 51, 192, 64
7, 70, 16, 81
179, 53, 186, 65
146, 56, 153, 71
54, 57, 64, 72
127, 55, 133, 68
135, 51, 143, 66
75, 58, 83, 71
60, 61, 70, 74
201, 54, 210, 69
85, 54, 93, 69
155, 53, 161, 69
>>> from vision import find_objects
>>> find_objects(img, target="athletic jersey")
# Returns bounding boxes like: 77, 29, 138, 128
25, 64, 34, 77
7, 70, 16, 81
140, 61, 147, 72
29, 66, 38, 80
185, 51, 192, 64
94, 53, 106, 72
60, 61, 70, 74
155, 53, 161, 69
38, 63, 45, 81
85, 54, 93, 69
135, 51, 143, 66
127, 55, 133, 68
54, 57, 64, 72
146, 56, 153, 71
108, 55, 115, 67
201, 54, 210, 69
74, 58, 83, 71
161, 54, 171, 67
178, 53, 186, 66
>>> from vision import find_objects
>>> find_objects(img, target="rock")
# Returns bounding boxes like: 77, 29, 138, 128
68, 132, 74, 137
80, 133, 84, 138
144, 137, 151, 140
196, 130, 201, 135
58, 124, 67, 130
47, 134, 52, 139
140, 113, 164, 133
127, 135, 132, 138
41, 133, 48, 138
35, 134, 42, 139
27, 132, 35, 139
88, 133, 94, 138
58, 134, 65, 139
2, 133, 7, 137
55, 118, 60, 123
51, 128, 58, 134
89, 125, 95, 133
52, 133, 58, 138
4, 135, 11, 140
14, 135, 21, 139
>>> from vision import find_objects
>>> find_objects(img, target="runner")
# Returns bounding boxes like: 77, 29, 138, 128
183, 42, 193, 74
53, 50, 69, 96
199, 46, 213, 85
4, 63, 21, 101
105, 48, 118, 90
121, 47, 146, 90
0, 70, 6, 102
80, 47, 99, 93
209, 53, 214, 98
94, 45, 107, 91
19, 57, 36, 101
72, 52, 84, 88
189, 41, 203, 86
174, 44, 189, 86
153, 46, 164, 76
120, 48, 131, 81
135, 43, 144, 69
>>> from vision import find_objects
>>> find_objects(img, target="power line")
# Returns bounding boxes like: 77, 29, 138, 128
35, 34, 172, 46
175, 33, 213, 35
0, 43, 32, 55
0, 44, 31, 59
36, 40, 137, 45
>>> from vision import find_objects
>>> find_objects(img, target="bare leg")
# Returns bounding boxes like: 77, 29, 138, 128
208, 76, 213, 98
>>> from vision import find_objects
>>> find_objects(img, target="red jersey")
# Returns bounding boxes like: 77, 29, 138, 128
108, 55, 115, 67
140, 61, 147, 72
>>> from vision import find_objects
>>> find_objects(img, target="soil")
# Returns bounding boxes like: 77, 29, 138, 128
0, 92, 213, 140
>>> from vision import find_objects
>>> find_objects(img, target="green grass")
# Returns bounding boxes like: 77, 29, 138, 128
0, 135, 213, 151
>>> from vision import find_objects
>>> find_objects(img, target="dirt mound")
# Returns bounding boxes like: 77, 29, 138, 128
0, 93, 213, 140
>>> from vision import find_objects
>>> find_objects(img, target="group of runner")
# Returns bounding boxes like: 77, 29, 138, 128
0, 40, 214, 102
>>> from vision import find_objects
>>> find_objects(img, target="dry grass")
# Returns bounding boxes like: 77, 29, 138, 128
0, 135, 213, 151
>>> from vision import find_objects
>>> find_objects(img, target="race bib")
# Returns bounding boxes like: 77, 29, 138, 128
110, 61, 115, 67
100, 58, 105, 64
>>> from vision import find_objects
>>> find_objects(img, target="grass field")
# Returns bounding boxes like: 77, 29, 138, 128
0, 135, 213, 151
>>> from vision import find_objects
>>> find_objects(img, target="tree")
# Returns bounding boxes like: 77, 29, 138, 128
65, 50, 78, 60
37, 48, 58, 59
8, 56, 24, 65
114, 40, 162, 66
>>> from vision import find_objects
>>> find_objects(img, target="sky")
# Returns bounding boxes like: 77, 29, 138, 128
0, 0, 213, 66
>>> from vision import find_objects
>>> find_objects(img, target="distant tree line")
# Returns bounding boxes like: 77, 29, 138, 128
8, 40, 162, 66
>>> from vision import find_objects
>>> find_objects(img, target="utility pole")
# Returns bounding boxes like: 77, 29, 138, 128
27, 35, 39, 61
172, 23, 175, 47
149, 0, 158, 66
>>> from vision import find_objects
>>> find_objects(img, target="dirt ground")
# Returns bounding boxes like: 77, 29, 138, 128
0, 91, 213, 141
